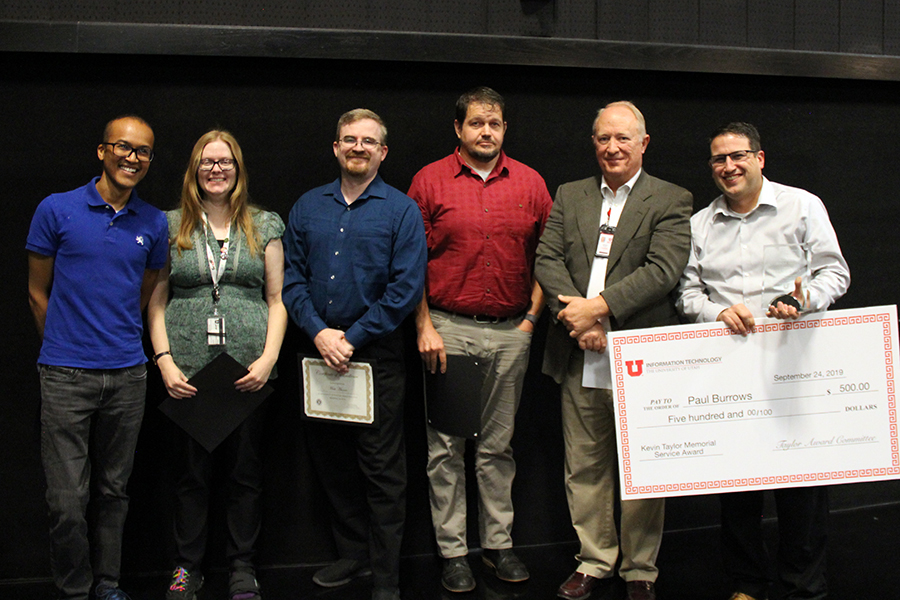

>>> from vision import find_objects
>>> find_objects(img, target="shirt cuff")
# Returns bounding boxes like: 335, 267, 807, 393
699, 302, 729, 324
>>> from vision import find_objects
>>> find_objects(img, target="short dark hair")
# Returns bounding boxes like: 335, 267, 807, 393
102, 115, 153, 143
710, 122, 761, 152
455, 87, 505, 124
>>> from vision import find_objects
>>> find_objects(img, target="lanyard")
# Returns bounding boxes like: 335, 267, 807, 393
201, 213, 231, 314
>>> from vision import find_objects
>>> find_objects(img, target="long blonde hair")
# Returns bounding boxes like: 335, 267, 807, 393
174, 130, 261, 257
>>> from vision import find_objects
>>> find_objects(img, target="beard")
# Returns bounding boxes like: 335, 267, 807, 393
466, 144, 500, 163
343, 153, 370, 176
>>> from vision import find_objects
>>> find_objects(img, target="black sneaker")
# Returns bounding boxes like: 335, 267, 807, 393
230, 567, 261, 600
94, 583, 133, 600
166, 566, 204, 600
312, 558, 372, 588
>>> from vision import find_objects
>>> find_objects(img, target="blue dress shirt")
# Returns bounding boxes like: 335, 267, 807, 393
283, 175, 427, 350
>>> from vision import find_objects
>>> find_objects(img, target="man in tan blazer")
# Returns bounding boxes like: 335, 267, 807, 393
535, 101, 692, 600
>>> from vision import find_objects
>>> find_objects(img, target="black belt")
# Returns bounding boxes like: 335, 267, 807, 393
436, 309, 522, 324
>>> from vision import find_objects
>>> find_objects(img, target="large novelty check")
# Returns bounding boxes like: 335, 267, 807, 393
608, 305, 899, 500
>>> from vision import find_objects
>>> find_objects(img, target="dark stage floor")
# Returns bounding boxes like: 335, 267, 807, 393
7, 502, 898, 599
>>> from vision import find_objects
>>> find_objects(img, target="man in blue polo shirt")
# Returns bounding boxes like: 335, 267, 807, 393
27, 115, 168, 600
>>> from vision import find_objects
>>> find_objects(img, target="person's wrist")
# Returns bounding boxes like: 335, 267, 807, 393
152, 350, 172, 365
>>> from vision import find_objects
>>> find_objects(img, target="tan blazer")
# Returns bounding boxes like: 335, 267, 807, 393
535, 171, 693, 384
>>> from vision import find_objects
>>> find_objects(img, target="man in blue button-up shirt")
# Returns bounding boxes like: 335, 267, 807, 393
283, 109, 426, 600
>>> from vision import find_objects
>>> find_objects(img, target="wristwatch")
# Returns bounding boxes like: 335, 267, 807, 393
152, 350, 172, 365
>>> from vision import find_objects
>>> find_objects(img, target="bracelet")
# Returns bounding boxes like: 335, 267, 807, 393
523, 313, 539, 325
152, 350, 172, 365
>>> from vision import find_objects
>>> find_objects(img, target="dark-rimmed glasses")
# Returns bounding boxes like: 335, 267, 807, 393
708, 150, 758, 168
198, 158, 236, 171
101, 142, 154, 162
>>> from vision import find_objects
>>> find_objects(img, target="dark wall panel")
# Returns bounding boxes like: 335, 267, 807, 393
3, 50, 900, 583
648, 0, 699, 44
748, 0, 794, 50
698, 0, 746, 47
796, 0, 841, 52
840, 0, 884, 54
886, 2, 900, 55
598, 0, 648, 42
417, 1, 487, 34
556, 0, 597, 40
490, 0, 556, 37
4, 0, 900, 59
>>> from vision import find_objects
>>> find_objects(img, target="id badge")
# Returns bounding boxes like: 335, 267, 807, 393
207, 316, 226, 345
596, 224, 616, 258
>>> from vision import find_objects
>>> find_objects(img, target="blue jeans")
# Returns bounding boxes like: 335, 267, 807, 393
39, 364, 147, 600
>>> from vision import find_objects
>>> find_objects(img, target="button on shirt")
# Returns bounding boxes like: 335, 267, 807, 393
408, 150, 552, 316
282, 175, 427, 350
677, 177, 850, 323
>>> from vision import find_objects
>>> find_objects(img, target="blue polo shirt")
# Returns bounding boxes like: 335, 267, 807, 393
283, 175, 426, 350
26, 177, 169, 368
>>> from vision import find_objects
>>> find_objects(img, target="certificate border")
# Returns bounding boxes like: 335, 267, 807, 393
611, 307, 898, 497
301, 356, 376, 426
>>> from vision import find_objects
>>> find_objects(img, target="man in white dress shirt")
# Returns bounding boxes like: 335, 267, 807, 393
677, 121, 850, 600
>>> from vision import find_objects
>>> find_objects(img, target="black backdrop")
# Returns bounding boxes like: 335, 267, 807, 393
2, 50, 899, 582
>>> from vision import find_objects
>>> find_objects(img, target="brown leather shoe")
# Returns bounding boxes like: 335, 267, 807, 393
557, 571, 602, 599
626, 580, 656, 600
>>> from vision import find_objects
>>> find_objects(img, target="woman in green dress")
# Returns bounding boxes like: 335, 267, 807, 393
148, 130, 286, 600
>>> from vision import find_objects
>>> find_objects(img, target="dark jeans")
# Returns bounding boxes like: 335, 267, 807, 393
172, 402, 267, 572
39, 364, 147, 600
304, 329, 407, 589
721, 487, 829, 600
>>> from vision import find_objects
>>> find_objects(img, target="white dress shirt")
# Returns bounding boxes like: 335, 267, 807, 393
677, 177, 850, 323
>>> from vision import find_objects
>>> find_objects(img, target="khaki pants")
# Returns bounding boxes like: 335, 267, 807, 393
561, 350, 665, 581
426, 310, 533, 558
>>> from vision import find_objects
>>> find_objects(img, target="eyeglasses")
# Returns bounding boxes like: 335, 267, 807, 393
102, 142, 154, 162
709, 150, 758, 168
198, 158, 236, 171
338, 136, 383, 150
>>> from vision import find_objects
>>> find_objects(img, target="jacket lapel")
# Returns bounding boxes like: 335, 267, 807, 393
575, 176, 604, 268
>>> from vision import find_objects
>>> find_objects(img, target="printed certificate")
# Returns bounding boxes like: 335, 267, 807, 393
302, 357, 376, 426
608, 306, 899, 499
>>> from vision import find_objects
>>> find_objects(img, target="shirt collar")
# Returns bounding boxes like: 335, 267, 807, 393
87, 175, 139, 213
712, 176, 775, 218
600, 168, 642, 200
453, 148, 509, 180
326, 173, 388, 204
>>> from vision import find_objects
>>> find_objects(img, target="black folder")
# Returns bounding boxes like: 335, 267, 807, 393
424, 354, 484, 440
158, 352, 273, 452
